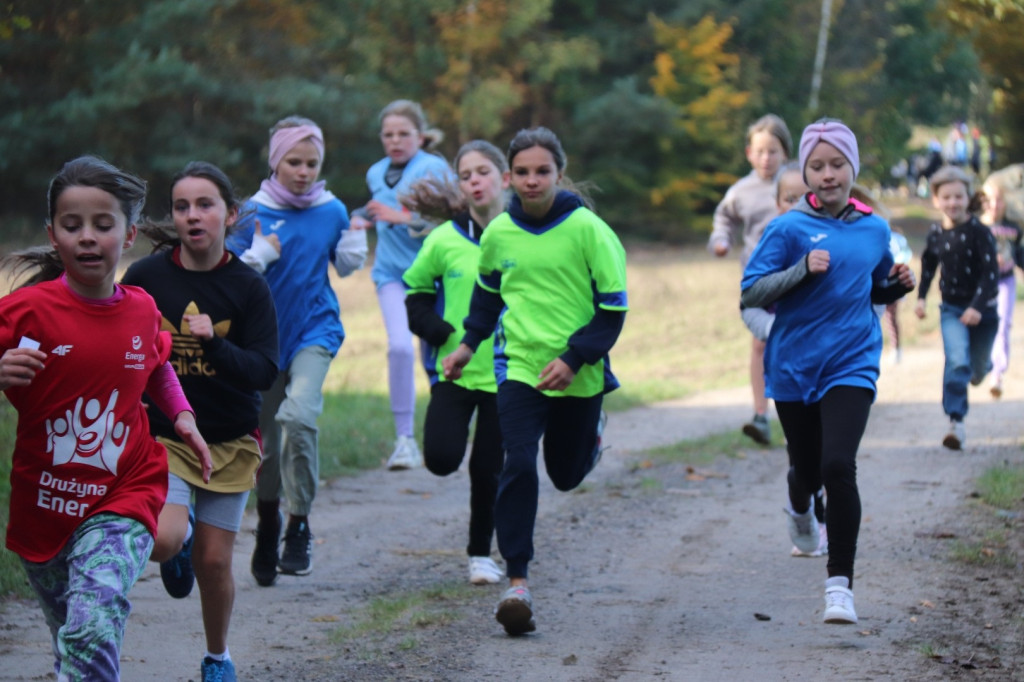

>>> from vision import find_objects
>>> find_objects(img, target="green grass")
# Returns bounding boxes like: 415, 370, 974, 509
974, 463, 1024, 510
640, 422, 781, 468
949, 529, 1016, 567
328, 582, 475, 644
0, 399, 27, 597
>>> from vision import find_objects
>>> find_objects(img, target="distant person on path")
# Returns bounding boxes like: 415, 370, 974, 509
915, 166, 999, 450
882, 226, 913, 365
349, 99, 454, 471
979, 178, 1023, 398
443, 127, 628, 636
708, 114, 793, 446
124, 162, 279, 682
401, 141, 510, 586
227, 116, 367, 585
742, 119, 915, 625
0, 156, 212, 681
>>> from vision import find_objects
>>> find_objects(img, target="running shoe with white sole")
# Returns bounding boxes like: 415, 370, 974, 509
942, 419, 965, 451
823, 576, 857, 624
495, 585, 536, 635
791, 523, 828, 557
387, 435, 422, 470
468, 556, 504, 585
785, 503, 821, 555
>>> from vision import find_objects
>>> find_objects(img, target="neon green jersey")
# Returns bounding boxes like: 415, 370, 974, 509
478, 206, 628, 397
403, 220, 496, 392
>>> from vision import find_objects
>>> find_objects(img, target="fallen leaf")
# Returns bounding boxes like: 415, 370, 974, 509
920, 600, 935, 608
562, 654, 578, 666
311, 615, 338, 622
753, 612, 771, 621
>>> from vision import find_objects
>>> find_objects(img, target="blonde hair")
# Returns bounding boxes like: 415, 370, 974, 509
379, 100, 444, 152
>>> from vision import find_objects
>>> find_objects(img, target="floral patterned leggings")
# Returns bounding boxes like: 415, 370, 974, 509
21, 513, 153, 682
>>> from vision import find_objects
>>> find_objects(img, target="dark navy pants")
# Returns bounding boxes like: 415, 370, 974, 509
494, 380, 603, 579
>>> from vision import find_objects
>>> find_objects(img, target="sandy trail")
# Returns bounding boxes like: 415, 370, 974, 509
2, 330, 1022, 681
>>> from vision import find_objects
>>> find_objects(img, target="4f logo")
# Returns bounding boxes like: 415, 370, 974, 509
51, 345, 73, 356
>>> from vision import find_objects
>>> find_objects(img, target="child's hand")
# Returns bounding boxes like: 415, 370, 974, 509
442, 344, 474, 381
0, 347, 47, 390
806, 249, 830, 274
173, 411, 213, 483
960, 307, 982, 326
253, 219, 281, 255
182, 314, 214, 341
712, 242, 729, 257
914, 299, 927, 319
349, 215, 373, 231
536, 358, 576, 392
889, 263, 916, 290
366, 200, 407, 225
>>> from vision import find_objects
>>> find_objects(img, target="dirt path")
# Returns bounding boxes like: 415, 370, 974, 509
2, 334, 1023, 681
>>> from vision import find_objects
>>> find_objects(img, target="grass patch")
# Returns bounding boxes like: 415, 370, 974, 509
949, 529, 1015, 567
0, 399, 30, 598
329, 582, 475, 645
974, 463, 1024, 511
641, 423, 779, 468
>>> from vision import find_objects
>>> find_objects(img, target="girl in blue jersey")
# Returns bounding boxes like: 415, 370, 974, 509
349, 100, 453, 471
227, 116, 367, 586
741, 120, 915, 625
443, 127, 628, 636
401, 140, 510, 586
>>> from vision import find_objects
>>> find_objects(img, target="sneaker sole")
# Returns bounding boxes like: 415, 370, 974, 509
277, 561, 313, 576
823, 610, 858, 624
495, 599, 536, 635
470, 573, 503, 585
741, 424, 771, 445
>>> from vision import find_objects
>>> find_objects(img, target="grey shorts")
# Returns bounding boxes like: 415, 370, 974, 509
165, 473, 249, 533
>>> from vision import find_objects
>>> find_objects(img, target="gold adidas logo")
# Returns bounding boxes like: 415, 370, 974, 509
161, 301, 231, 377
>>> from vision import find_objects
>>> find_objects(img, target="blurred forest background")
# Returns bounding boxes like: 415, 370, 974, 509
1, 0, 1022, 241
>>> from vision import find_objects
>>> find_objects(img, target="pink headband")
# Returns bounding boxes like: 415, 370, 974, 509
799, 120, 859, 182
268, 124, 325, 172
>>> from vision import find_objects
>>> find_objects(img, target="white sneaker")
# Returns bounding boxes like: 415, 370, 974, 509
823, 576, 857, 624
942, 419, 965, 451
785, 502, 820, 555
386, 436, 422, 470
468, 556, 503, 585
791, 523, 828, 557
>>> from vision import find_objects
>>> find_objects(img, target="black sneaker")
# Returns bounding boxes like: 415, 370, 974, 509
278, 517, 313, 575
251, 504, 282, 587
160, 507, 195, 599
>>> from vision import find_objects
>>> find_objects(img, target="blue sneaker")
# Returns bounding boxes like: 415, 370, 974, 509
160, 508, 195, 599
201, 656, 237, 682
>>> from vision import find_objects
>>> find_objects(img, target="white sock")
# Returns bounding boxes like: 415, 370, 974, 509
825, 576, 850, 590
183, 519, 194, 545
205, 648, 230, 662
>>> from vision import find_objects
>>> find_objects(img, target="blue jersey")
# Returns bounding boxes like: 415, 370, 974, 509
227, 192, 349, 370
366, 150, 453, 287
742, 204, 893, 403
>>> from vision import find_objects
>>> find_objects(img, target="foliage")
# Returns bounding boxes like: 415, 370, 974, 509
0, 0, 1008, 242
947, 0, 1024, 163
647, 14, 750, 235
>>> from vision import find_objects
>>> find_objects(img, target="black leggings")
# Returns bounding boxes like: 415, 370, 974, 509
775, 386, 873, 586
423, 381, 503, 558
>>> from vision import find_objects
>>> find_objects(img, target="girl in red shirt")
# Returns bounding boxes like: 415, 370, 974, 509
0, 156, 211, 681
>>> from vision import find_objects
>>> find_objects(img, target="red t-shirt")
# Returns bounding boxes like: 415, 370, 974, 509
0, 280, 171, 561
